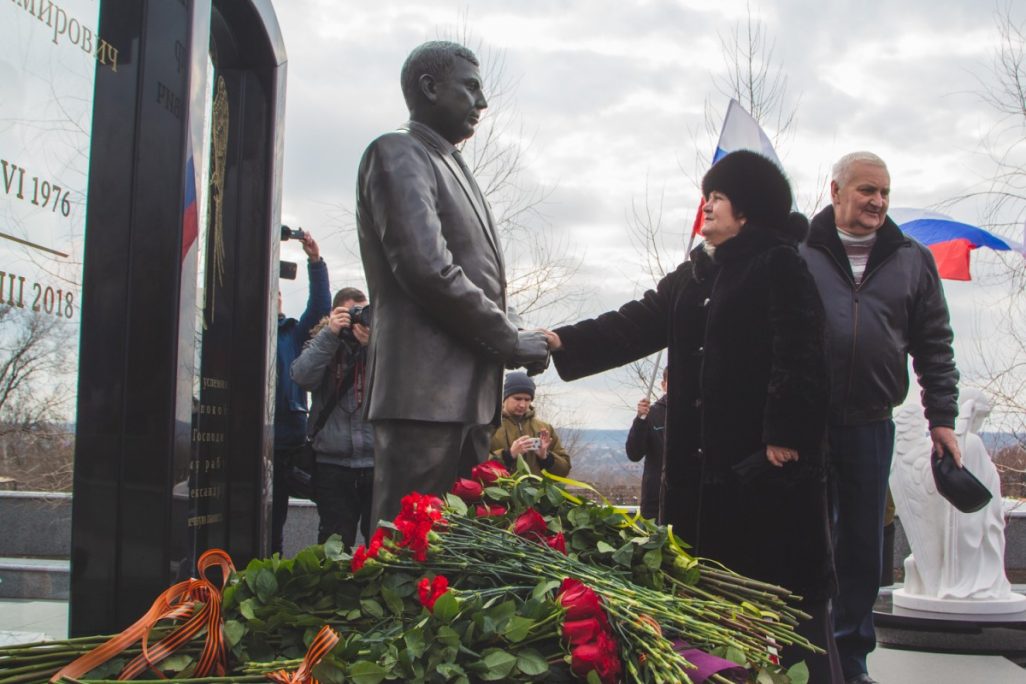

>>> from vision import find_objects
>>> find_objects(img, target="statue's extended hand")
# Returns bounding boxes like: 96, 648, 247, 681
511, 330, 549, 367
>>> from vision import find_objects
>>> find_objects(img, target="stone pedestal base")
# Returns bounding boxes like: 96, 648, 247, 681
892, 588, 1026, 615
874, 587, 1026, 665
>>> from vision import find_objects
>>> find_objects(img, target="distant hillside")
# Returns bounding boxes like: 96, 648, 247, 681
562, 428, 1024, 502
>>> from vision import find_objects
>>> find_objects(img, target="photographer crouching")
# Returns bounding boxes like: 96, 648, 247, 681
291, 287, 374, 547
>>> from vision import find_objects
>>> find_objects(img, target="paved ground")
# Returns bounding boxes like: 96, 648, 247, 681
1, 600, 1024, 682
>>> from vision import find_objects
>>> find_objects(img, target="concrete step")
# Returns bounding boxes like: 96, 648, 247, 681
0, 557, 69, 600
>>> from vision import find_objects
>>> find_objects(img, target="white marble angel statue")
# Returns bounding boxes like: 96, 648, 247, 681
890, 390, 1025, 613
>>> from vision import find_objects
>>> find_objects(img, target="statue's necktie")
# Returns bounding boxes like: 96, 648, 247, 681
451, 149, 488, 215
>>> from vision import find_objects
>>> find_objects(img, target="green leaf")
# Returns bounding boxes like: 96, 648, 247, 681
596, 540, 615, 554
348, 660, 388, 684
470, 648, 518, 681
432, 591, 460, 622
436, 662, 468, 681
516, 649, 549, 676
436, 625, 461, 648
484, 485, 510, 500
223, 619, 246, 647
221, 584, 237, 609
445, 492, 469, 515
360, 598, 385, 619
503, 615, 535, 642
786, 661, 810, 684
323, 535, 346, 561
531, 579, 560, 601
642, 547, 663, 570
612, 541, 635, 567
404, 626, 427, 658
381, 585, 405, 616
254, 568, 278, 602
587, 671, 603, 684
567, 506, 591, 528
238, 597, 257, 620
159, 653, 194, 673
295, 547, 322, 573
724, 645, 748, 666
545, 485, 565, 507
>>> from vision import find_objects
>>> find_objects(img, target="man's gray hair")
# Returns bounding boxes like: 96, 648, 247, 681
400, 41, 480, 111
832, 151, 888, 187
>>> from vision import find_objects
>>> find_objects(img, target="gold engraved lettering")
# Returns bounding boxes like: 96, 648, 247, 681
187, 513, 224, 527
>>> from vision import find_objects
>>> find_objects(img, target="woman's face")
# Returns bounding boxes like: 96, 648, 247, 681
701, 191, 746, 246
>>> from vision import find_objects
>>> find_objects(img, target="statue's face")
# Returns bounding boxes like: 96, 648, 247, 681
427, 58, 488, 144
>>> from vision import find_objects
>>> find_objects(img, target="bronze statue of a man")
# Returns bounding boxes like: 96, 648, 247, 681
356, 41, 548, 526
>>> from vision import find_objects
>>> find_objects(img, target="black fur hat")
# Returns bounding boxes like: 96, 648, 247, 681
701, 150, 793, 228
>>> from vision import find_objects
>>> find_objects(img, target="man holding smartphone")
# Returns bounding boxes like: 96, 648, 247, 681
489, 372, 570, 476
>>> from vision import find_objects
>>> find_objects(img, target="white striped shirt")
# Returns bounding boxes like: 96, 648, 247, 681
837, 228, 877, 284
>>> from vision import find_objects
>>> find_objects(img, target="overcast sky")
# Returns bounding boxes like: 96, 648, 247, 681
272, 0, 1026, 429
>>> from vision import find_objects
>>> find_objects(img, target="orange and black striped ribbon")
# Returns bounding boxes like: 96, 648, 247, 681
264, 625, 341, 684
50, 548, 235, 682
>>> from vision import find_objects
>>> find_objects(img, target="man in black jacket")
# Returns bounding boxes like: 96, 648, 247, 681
356, 41, 548, 528
624, 367, 667, 521
800, 151, 961, 684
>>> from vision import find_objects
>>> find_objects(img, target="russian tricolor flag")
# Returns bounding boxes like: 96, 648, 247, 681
890, 208, 1025, 281
693, 99, 783, 235
181, 154, 198, 263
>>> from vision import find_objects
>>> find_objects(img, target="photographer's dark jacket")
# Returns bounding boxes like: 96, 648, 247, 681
275, 259, 331, 449
625, 394, 666, 521
553, 224, 835, 599
356, 121, 520, 426
800, 207, 959, 428
291, 325, 374, 469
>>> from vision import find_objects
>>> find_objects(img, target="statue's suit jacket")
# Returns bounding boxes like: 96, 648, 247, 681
356, 121, 517, 426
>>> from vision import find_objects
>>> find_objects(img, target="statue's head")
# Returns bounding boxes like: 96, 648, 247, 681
959, 388, 992, 434
401, 41, 487, 145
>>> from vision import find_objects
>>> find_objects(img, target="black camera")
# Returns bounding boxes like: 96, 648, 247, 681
280, 224, 305, 241
339, 304, 372, 342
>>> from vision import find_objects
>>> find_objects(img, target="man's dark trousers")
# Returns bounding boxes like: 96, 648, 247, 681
830, 420, 895, 680
271, 446, 302, 556
315, 463, 374, 548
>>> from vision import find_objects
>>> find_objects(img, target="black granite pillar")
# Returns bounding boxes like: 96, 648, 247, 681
70, 0, 286, 636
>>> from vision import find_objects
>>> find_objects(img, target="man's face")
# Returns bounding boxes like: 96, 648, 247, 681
503, 392, 532, 417
429, 58, 488, 144
832, 161, 891, 235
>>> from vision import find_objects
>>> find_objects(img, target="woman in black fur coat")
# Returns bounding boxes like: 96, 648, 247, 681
544, 150, 840, 681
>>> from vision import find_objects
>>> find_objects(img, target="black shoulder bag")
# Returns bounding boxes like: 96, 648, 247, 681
286, 354, 359, 500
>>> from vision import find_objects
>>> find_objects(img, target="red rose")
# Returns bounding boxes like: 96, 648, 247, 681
368, 528, 390, 555
545, 532, 567, 554
471, 460, 509, 485
475, 504, 508, 517
561, 617, 605, 646
558, 578, 607, 623
570, 631, 623, 684
351, 545, 369, 572
451, 478, 484, 502
394, 493, 445, 562
512, 508, 548, 540
417, 575, 450, 612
